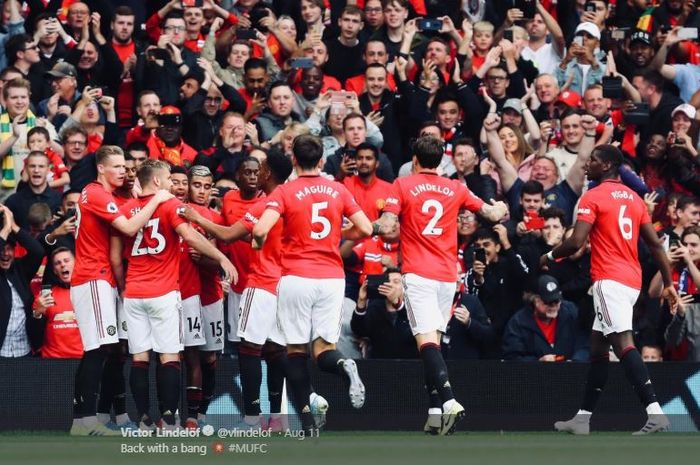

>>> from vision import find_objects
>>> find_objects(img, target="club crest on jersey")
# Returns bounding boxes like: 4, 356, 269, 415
107, 202, 118, 213
107, 325, 116, 336
376, 198, 386, 210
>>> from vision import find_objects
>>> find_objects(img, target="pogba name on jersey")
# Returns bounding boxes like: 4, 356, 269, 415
409, 183, 455, 197
294, 185, 340, 200
610, 190, 633, 200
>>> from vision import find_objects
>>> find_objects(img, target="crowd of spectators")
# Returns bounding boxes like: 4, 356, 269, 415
1, 0, 699, 363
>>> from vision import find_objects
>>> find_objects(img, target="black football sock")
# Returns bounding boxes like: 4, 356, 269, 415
425, 382, 442, 410
79, 349, 108, 417
200, 359, 217, 416
158, 361, 181, 423
73, 358, 84, 419
419, 343, 454, 403
239, 342, 263, 417
186, 387, 203, 420
581, 354, 609, 413
263, 342, 287, 414
130, 361, 150, 420
620, 347, 658, 407
98, 353, 126, 416
316, 350, 346, 377
286, 352, 315, 430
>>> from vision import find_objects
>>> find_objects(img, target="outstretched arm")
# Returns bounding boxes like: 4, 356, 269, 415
252, 209, 281, 249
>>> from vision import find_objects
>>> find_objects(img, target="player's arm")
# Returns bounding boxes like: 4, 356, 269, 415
109, 235, 125, 293
542, 220, 593, 267
477, 199, 509, 222
176, 222, 238, 284
342, 210, 373, 241
640, 222, 680, 312
111, 190, 174, 237
373, 211, 399, 236
252, 209, 280, 249
181, 204, 249, 243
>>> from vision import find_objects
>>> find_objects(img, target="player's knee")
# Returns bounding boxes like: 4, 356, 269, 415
159, 353, 179, 364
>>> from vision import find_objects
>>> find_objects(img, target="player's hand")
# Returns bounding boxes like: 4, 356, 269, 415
539, 354, 557, 362
188, 247, 202, 263
178, 204, 202, 224
488, 199, 508, 221
662, 285, 681, 315
219, 260, 238, 285
453, 305, 471, 326
153, 189, 175, 204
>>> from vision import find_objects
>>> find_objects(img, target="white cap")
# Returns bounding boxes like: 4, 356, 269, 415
574, 22, 601, 41
672, 103, 697, 120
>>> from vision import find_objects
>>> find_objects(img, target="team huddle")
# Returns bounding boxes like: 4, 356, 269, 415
68, 132, 679, 437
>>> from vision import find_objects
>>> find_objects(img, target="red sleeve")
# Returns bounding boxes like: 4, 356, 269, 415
87, 187, 124, 224
165, 199, 186, 230
145, 12, 163, 44
49, 151, 68, 177
409, 0, 427, 15
459, 182, 484, 213
383, 180, 402, 216
341, 185, 362, 218
226, 12, 239, 26
265, 185, 286, 215
352, 240, 367, 261
240, 199, 266, 233
576, 191, 598, 225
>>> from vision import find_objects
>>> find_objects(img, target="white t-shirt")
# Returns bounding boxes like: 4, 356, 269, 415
522, 43, 562, 76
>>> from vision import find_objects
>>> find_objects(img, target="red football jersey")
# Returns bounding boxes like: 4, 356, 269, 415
223, 190, 263, 294
576, 179, 650, 289
39, 286, 83, 359
120, 196, 186, 298
178, 204, 202, 301
241, 196, 283, 295
191, 203, 225, 306
72, 183, 125, 287
383, 173, 484, 282
265, 175, 362, 279
342, 175, 393, 222
352, 236, 400, 280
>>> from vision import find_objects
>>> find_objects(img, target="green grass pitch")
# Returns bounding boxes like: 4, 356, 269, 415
2, 431, 700, 465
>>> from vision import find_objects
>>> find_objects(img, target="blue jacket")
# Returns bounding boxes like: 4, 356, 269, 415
502, 300, 589, 361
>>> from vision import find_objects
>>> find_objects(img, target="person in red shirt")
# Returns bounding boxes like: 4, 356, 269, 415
69, 145, 174, 437
112, 159, 236, 430
543, 138, 680, 436
179, 165, 228, 429
375, 135, 507, 435
147, 106, 198, 169
342, 143, 392, 222
125, 91, 161, 146
253, 135, 372, 432
33, 247, 82, 359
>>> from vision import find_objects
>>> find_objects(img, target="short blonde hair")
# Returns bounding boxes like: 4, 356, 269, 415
512, 25, 529, 42
473, 21, 494, 34
283, 122, 310, 139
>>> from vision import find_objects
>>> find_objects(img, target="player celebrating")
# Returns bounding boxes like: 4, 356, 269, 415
113, 160, 237, 430
374, 135, 508, 435
70, 146, 175, 436
183, 165, 227, 429
182, 151, 330, 430
541, 138, 680, 435
252, 135, 373, 432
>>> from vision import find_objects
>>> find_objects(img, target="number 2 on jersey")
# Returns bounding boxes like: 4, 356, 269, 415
421, 199, 444, 236
131, 218, 166, 256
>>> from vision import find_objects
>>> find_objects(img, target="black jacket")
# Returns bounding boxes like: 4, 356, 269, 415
323, 145, 396, 183
359, 90, 405, 174
0, 229, 45, 351
182, 85, 247, 151
5, 184, 62, 230
351, 299, 419, 359
442, 294, 497, 360
502, 300, 590, 361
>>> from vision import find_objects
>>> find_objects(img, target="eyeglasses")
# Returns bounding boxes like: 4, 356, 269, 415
205, 97, 223, 103
23, 45, 39, 51
163, 26, 186, 33
365, 7, 382, 13
65, 140, 87, 147
487, 75, 507, 82
458, 215, 476, 223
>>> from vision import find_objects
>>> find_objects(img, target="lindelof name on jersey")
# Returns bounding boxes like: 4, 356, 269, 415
409, 183, 455, 197
294, 185, 340, 200
610, 190, 633, 200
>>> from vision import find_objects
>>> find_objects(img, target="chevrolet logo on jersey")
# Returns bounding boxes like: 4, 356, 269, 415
53, 311, 76, 322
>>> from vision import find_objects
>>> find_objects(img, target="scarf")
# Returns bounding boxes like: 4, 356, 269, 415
153, 135, 184, 167
0, 110, 36, 188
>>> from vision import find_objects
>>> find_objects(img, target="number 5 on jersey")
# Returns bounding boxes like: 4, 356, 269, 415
310, 201, 331, 240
